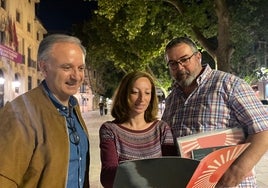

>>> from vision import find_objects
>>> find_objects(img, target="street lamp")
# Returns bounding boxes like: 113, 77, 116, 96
0, 70, 4, 108
0, 77, 4, 85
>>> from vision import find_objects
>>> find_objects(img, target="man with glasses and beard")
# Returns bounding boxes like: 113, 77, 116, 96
162, 37, 268, 187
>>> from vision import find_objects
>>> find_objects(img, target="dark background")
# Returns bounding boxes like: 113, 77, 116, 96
35, 0, 97, 33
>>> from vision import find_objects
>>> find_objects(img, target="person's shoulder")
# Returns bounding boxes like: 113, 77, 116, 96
164, 89, 176, 102
212, 69, 240, 79
7, 86, 43, 107
152, 120, 173, 134
0, 86, 45, 118
99, 121, 118, 136
155, 119, 170, 128
100, 121, 116, 130
211, 69, 244, 85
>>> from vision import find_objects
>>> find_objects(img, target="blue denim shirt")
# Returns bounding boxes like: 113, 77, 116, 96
42, 81, 89, 188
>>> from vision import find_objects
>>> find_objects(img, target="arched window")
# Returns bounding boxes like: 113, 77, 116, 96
0, 69, 4, 108
13, 73, 21, 93
0, 69, 4, 85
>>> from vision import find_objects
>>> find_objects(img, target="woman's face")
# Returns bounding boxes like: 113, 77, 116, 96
128, 77, 152, 116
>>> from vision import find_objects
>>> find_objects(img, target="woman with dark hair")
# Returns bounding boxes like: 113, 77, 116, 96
99, 71, 177, 188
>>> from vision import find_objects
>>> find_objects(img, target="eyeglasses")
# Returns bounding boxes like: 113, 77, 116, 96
167, 52, 197, 69
66, 117, 80, 145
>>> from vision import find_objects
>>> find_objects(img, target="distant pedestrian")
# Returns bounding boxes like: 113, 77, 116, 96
99, 102, 104, 116
104, 101, 108, 115
99, 71, 177, 188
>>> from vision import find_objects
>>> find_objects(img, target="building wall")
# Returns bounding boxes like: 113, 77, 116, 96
0, 0, 94, 111
0, 0, 46, 107
74, 70, 95, 112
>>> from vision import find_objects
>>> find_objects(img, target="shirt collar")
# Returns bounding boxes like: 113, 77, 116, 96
41, 80, 77, 115
196, 64, 212, 85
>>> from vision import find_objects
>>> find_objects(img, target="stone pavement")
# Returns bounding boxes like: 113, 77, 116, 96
83, 110, 109, 188
82, 110, 268, 188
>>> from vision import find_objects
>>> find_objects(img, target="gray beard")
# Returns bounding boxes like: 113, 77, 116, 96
176, 72, 196, 88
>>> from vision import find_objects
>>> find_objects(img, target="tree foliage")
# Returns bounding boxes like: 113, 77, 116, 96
78, 0, 266, 95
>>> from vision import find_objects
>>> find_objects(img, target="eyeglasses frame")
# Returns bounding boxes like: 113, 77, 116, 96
167, 52, 198, 69
66, 116, 80, 145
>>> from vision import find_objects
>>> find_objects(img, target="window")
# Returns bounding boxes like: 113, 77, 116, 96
0, 31, 4, 43
36, 32, 40, 41
28, 76, 32, 90
28, 47, 31, 58
0, 69, 4, 108
0, 69, 4, 85
27, 22, 31, 32
258, 41, 267, 51
80, 83, 86, 93
0, 0, 6, 9
37, 79, 41, 85
14, 73, 20, 93
265, 55, 268, 67
16, 11, 21, 23
27, 47, 32, 67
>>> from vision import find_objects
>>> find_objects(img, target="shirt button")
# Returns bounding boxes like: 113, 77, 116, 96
79, 157, 82, 160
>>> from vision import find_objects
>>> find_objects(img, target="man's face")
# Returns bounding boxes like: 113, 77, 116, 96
166, 43, 202, 88
41, 42, 85, 105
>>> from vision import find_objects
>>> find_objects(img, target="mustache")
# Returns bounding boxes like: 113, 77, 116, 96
177, 70, 190, 76
66, 79, 79, 85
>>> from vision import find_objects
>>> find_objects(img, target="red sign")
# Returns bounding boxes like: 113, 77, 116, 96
0, 44, 22, 63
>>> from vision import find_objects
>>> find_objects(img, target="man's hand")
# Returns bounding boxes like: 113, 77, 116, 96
215, 164, 246, 187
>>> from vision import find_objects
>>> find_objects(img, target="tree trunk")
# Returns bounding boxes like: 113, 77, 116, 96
214, 0, 234, 72
165, 0, 234, 72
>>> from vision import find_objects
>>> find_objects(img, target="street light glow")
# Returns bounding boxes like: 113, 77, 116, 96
0, 77, 5, 85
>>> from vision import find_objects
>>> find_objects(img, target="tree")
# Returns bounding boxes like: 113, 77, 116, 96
95, 0, 264, 72
73, 14, 128, 98
79, 0, 265, 94
75, 4, 172, 94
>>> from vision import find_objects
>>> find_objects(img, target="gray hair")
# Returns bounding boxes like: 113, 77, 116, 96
165, 37, 198, 55
37, 34, 86, 62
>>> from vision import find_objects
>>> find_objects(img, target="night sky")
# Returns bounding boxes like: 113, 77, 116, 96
36, 0, 97, 33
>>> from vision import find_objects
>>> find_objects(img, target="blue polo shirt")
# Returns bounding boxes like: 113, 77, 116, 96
42, 81, 89, 188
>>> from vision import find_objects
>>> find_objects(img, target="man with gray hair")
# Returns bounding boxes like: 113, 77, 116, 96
0, 34, 90, 187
